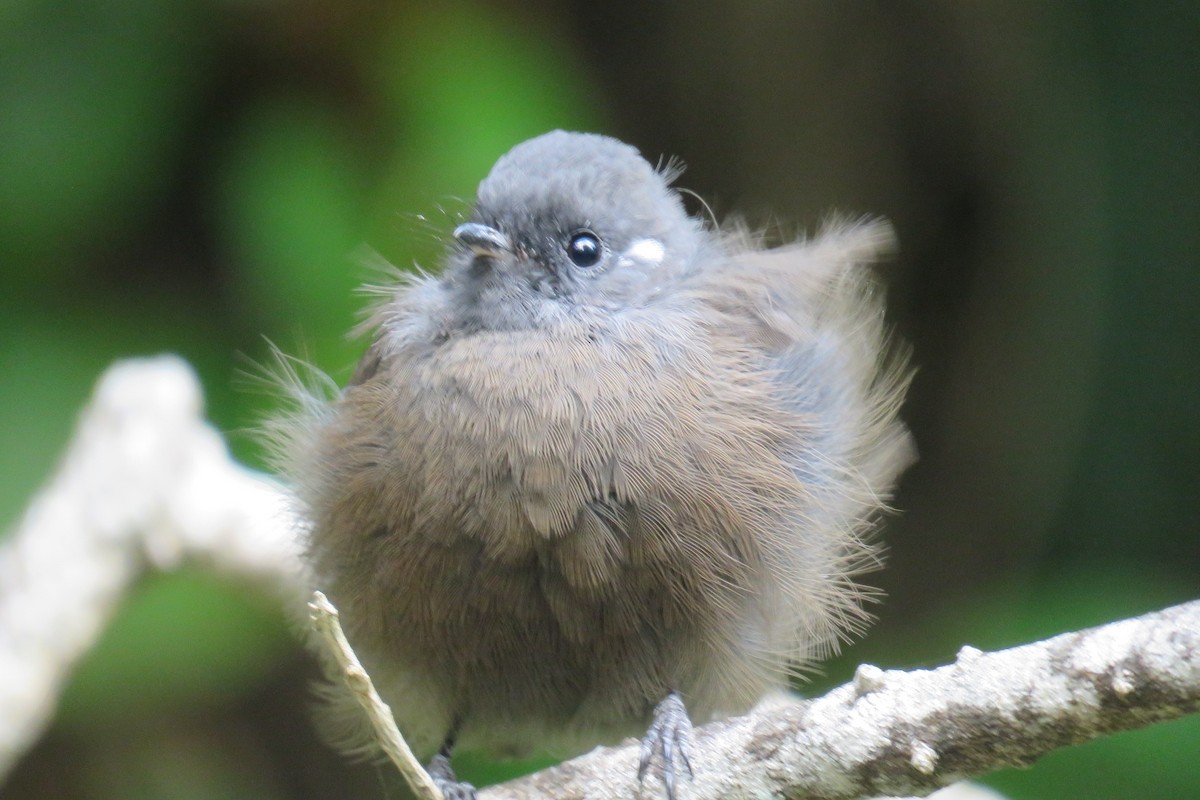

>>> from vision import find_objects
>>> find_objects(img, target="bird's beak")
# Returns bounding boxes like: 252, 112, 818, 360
454, 223, 512, 258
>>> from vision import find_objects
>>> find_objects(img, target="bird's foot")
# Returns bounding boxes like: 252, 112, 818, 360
638, 691, 695, 800
427, 751, 477, 800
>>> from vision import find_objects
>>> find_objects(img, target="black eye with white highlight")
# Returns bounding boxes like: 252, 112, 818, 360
565, 231, 603, 268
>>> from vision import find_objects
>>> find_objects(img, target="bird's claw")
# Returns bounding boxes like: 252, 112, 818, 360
638, 692, 695, 800
428, 752, 478, 800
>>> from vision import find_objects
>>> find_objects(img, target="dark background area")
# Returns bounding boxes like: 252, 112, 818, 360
2, 1, 1198, 798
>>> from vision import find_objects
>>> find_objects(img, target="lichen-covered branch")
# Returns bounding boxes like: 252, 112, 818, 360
483, 599, 1200, 800
0, 356, 307, 781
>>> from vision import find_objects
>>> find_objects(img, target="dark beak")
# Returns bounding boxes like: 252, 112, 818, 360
454, 223, 511, 258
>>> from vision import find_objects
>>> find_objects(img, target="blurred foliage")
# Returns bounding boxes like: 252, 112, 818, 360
1, 1, 1197, 799
57, 569, 294, 723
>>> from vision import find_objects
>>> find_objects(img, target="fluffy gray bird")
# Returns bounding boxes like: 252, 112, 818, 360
279, 130, 914, 798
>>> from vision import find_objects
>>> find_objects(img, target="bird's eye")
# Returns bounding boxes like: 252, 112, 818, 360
565, 231, 603, 268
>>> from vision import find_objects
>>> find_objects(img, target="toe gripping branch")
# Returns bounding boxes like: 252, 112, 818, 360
428, 734, 478, 800
639, 692, 696, 800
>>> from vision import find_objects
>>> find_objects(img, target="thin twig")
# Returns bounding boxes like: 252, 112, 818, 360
308, 591, 444, 800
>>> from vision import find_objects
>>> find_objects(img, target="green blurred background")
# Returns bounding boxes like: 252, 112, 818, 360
2, 1, 1198, 798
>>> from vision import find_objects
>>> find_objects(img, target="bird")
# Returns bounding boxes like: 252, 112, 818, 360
273, 130, 914, 799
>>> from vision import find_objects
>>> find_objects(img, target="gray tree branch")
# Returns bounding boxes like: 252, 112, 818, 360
0, 356, 307, 780
482, 599, 1200, 799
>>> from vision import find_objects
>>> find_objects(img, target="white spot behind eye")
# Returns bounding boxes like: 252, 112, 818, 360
623, 238, 665, 266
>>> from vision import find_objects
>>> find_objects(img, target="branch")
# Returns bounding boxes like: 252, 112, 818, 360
308, 591, 444, 800
0, 356, 307, 781
0, 357, 1197, 799
482, 599, 1200, 799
